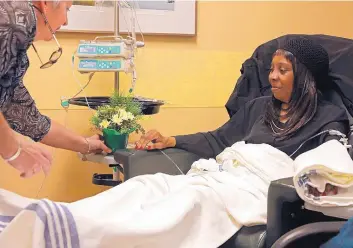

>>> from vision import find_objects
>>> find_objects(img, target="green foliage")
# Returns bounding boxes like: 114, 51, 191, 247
90, 92, 145, 135
109, 92, 142, 116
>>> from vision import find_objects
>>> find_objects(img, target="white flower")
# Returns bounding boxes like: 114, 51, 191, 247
100, 120, 111, 129
112, 114, 123, 125
126, 112, 134, 120
118, 109, 129, 121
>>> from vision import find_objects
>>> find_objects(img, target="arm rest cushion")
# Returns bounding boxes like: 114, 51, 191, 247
266, 177, 302, 247
114, 148, 201, 179
266, 177, 344, 248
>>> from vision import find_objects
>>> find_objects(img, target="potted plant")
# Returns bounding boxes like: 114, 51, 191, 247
90, 92, 145, 153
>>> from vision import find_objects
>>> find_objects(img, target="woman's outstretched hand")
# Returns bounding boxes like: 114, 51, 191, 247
135, 130, 176, 150
84, 134, 112, 154
8, 137, 53, 178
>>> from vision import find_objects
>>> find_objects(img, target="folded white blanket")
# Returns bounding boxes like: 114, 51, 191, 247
0, 142, 294, 248
294, 140, 353, 208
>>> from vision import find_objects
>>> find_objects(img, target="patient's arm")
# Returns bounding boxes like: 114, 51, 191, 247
318, 120, 350, 143
174, 97, 265, 158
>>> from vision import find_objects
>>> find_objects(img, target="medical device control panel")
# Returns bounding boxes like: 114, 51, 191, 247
78, 58, 132, 72
77, 41, 131, 58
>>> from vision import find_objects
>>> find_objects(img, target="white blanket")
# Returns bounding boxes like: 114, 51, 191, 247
0, 142, 294, 248
293, 140, 353, 217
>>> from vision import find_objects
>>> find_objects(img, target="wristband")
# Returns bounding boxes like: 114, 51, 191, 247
84, 137, 91, 154
4, 144, 22, 162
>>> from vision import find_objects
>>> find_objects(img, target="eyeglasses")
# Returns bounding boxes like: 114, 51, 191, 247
31, 4, 62, 69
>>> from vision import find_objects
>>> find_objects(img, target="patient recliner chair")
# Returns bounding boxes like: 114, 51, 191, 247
108, 34, 353, 248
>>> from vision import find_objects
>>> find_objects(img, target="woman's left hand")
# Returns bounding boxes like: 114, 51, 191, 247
85, 134, 112, 154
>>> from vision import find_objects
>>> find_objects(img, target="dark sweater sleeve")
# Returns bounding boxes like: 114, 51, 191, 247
174, 98, 265, 158
318, 105, 350, 144
319, 121, 350, 144
174, 132, 221, 159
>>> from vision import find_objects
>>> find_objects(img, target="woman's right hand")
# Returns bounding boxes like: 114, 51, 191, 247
135, 129, 176, 150
7, 138, 52, 178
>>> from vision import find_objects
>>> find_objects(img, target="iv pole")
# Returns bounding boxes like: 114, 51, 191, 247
114, 0, 119, 93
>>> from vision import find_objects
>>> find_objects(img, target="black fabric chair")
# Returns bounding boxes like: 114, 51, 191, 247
220, 33, 353, 247
224, 34, 353, 119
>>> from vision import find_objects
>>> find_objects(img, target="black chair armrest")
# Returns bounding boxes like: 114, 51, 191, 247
270, 221, 345, 248
266, 177, 302, 247
219, 225, 267, 248
266, 177, 345, 248
113, 148, 201, 179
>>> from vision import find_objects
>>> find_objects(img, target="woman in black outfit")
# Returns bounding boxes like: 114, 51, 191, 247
136, 37, 349, 159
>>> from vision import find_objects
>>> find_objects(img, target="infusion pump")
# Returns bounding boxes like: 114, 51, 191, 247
76, 37, 144, 73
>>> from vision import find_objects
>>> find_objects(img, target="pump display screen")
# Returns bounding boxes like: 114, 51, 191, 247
79, 60, 97, 69
78, 59, 122, 71
78, 45, 97, 54
78, 43, 122, 56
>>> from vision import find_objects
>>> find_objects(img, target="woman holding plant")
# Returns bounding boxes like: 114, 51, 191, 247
90, 93, 145, 152
0, 0, 111, 178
